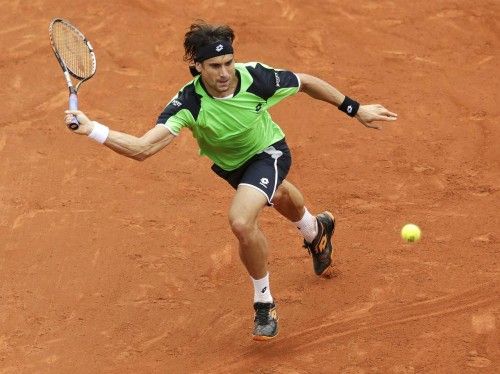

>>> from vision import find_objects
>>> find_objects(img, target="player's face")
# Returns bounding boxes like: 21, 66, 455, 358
196, 54, 236, 97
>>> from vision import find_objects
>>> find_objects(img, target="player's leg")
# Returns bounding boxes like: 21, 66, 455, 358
272, 180, 305, 222
212, 141, 290, 340
273, 180, 317, 242
272, 180, 336, 277
228, 184, 278, 341
228, 185, 269, 280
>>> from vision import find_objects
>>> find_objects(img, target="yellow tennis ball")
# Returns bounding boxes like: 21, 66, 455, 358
401, 224, 421, 242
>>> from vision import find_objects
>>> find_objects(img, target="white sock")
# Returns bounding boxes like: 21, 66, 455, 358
294, 208, 318, 243
252, 273, 273, 303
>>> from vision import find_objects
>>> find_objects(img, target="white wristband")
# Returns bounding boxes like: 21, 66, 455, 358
88, 121, 109, 144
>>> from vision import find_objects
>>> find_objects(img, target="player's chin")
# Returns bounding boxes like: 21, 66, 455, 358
217, 81, 230, 90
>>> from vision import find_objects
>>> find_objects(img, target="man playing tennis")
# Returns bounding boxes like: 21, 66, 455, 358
65, 22, 397, 341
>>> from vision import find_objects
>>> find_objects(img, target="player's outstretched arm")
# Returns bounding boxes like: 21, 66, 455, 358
296, 73, 398, 129
65, 110, 175, 161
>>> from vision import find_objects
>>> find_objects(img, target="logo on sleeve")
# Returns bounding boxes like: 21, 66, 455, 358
255, 103, 263, 112
172, 99, 182, 107
259, 178, 269, 188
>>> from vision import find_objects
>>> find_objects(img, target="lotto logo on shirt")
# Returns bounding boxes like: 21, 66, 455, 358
259, 178, 269, 188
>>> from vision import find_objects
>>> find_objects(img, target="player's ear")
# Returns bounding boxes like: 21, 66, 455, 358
195, 62, 203, 73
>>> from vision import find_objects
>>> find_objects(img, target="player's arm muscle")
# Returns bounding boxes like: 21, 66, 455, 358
65, 109, 176, 160
296, 73, 345, 106
296, 73, 398, 129
104, 125, 175, 161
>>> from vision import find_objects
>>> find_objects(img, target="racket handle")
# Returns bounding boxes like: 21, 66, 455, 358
68, 93, 79, 130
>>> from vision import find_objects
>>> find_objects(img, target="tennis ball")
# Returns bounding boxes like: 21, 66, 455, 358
401, 223, 421, 242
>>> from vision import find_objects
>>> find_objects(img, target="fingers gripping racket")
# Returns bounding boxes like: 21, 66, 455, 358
49, 18, 96, 130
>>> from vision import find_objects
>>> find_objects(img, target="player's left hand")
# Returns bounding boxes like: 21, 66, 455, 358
356, 104, 398, 129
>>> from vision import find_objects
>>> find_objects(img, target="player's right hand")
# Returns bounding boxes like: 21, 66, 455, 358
64, 110, 93, 135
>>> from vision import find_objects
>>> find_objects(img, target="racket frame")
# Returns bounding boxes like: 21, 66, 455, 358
49, 18, 96, 130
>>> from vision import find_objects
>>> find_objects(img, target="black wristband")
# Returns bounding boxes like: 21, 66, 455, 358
338, 96, 360, 117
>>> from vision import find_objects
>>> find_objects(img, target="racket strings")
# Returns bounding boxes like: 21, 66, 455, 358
52, 22, 95, 79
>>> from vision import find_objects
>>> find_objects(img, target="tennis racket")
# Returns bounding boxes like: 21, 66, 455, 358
49, 18, 96, 130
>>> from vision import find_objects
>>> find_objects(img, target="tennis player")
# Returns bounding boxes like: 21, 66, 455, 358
65, 22, 397, 341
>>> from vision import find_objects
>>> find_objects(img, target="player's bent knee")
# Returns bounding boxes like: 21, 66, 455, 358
229, 218, 256, 241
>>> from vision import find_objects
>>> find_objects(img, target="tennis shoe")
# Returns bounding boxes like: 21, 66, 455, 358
303, 211, 335, 276
252, 302, 278, 341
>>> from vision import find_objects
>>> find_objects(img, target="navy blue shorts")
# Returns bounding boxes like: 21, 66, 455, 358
211, 138, 292, 204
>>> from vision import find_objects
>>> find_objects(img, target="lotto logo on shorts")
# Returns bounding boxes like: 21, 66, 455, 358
259, 178, 269, 188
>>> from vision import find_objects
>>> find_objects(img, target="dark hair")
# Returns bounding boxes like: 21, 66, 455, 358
183, 21, 235, 63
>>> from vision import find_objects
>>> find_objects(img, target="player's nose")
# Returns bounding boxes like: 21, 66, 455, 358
220, 66, 229, 78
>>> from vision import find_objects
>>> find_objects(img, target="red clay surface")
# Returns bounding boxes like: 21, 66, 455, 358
1, 1, 498, 373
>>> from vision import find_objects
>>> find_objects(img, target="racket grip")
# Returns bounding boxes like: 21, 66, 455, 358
68, 93, 79, 130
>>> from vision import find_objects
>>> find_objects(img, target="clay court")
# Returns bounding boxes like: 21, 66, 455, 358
1, 0, 498, 372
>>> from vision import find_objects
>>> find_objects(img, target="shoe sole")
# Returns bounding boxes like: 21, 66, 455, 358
318, 211, 335, 278
319, 264, 335, 278
252, 331, 279, 341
